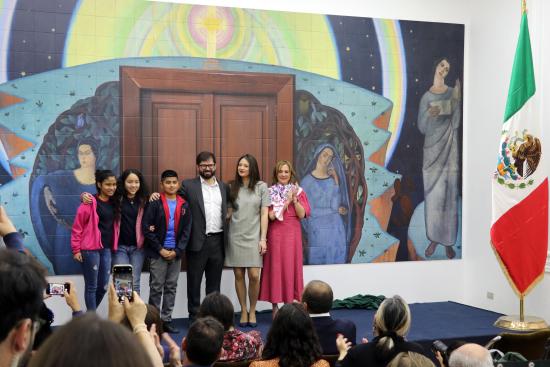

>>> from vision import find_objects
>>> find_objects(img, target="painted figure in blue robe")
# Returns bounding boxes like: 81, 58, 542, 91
30, 139, 98, 274
417, 57, 461, 259
301, 143, 351, 264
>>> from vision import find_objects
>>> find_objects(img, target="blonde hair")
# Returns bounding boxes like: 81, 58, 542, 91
388, 352, 435, 367
272, 160, 298, 185
373, 295, 411, 355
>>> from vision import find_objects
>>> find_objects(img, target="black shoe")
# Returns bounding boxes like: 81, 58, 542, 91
163, 322, 179, 334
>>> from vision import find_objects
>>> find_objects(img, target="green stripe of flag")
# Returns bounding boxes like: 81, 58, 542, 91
503, 11, 536, 123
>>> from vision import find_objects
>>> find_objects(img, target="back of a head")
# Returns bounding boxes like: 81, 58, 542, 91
121, 303, 164, 334
448, 343, 493, 367
388, 352, 436, 367
302, 280, 333, 314
0, 249, 47, 342
263, 303, 322, 367
28, 313, 153, 367
373, 295, 411, 357
198, 292, 234, 331
186, 316, 225, 366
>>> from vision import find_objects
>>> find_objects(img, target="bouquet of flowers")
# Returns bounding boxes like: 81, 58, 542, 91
269, 183, 302, 221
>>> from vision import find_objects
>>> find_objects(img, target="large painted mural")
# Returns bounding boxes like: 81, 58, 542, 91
0, 1, 464, 274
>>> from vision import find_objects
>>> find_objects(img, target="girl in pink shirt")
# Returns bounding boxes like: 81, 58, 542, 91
71, 170, 120, 311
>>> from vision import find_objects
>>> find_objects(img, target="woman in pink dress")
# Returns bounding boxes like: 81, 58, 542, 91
259, 160, 311, 316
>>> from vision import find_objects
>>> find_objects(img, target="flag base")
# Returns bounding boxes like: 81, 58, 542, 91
494, 315, 548, 331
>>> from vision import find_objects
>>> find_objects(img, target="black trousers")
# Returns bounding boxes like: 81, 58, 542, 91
186, 233, 224, 319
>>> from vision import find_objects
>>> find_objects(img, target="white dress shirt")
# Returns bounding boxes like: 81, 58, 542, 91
200, 176, 223, 234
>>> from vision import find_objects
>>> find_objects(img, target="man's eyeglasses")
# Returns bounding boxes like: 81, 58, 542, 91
198, 164, 215, 169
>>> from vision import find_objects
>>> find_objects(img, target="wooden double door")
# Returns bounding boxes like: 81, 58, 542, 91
120, 67, 294, 191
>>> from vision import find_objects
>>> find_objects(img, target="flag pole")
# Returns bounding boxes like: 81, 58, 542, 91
520, 295, 524, 322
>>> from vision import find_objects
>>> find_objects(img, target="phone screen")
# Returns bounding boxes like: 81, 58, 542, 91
47, 283, 68, 296
113, 265, 133, 301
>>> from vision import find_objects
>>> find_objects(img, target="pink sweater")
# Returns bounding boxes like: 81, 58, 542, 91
71, 196, 120, 254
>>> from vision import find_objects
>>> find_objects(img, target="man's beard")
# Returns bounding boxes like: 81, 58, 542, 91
200, 170, 214, 179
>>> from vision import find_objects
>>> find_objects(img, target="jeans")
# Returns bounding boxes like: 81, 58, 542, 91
112, 245, 145, 294
149, 257, 181, 323
81, 248, 112, 311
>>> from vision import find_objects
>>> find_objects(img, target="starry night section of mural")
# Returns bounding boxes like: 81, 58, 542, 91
387, 20, 464, 261
7, 0, 78, 80
328, 15, 383, 94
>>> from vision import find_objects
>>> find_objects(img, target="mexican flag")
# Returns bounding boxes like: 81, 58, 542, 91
491, 4, 548, 296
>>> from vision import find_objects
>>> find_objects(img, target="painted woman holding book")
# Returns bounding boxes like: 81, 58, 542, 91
417, 57, 461, 259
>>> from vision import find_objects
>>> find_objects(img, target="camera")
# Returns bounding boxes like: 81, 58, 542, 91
432, 340, 449, 355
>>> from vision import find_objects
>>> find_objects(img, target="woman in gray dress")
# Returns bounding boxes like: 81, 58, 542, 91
226, 154, 270, 327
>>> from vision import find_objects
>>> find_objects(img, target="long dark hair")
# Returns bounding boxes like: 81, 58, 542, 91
262, 303, 322, 367
197, 292, 235, 331
229, 154, 261, 210
115, 169, 149, 209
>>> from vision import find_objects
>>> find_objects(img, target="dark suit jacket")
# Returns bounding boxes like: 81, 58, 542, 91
311, 315, 357, 355
178, 176, 229, 252
336, 335, 427, 367
142, 194, 191, 259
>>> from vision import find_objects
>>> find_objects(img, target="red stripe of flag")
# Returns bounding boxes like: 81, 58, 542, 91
490, 178, 549, 294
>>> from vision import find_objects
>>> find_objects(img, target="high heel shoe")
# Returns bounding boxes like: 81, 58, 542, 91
248, 311, 257, 327
238, 311, 248, 328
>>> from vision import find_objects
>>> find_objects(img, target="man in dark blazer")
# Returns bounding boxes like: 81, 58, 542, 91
302, 280, 357, 355
179, 151, 229, 321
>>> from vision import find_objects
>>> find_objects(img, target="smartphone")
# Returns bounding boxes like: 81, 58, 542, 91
112, 264, 133, 302
46, 282, 70, 296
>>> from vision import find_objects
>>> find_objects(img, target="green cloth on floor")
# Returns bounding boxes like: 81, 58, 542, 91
332, 294, 385, 310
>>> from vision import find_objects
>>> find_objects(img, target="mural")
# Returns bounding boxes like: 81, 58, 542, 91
0, 1, 464, 274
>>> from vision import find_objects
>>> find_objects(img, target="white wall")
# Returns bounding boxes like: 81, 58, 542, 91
463, 0, 550, 320
48, 0, 550, 326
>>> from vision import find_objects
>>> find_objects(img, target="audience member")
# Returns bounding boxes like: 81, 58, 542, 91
0, 206, 25, 252
335, 295, 428, 367
302, 280, 356, 355
0, 248, 47, 367
198, 292, 263, 361
28, 313, 154, 367
251, 303, 328, 367
0, 250, 46, 367
448, 343, 493, 367
106, 283, 164, 366
62, 280, 83, 316
34, 281, 83, 351
434, 340, 467, 367
388, 352, 436, 367
181, 316, 225, 367
122, 303, 164, 335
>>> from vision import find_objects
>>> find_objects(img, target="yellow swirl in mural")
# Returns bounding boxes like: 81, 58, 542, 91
64, 0, 340, 79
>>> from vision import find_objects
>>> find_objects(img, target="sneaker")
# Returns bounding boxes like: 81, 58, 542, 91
163, 322, 179, 334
